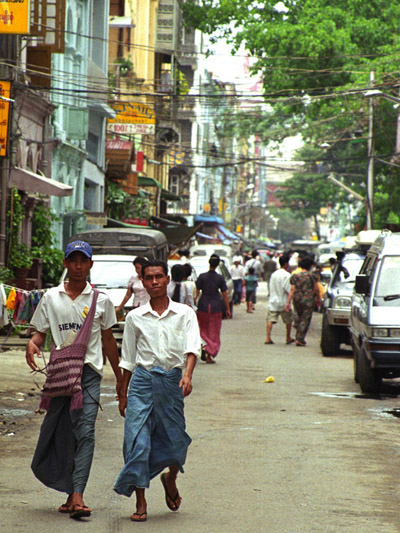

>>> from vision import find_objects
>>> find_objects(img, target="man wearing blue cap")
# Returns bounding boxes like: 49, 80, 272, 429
26, 241, 122, 519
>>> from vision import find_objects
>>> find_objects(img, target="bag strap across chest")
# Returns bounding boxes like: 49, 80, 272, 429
72, 289, 99, 346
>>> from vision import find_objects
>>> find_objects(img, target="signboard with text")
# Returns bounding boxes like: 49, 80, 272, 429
0, 81, 11, 156
0, 0, 30, 34
107, 102, 155, 135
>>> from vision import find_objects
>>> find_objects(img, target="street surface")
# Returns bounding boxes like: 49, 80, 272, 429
1, 282, 400, 532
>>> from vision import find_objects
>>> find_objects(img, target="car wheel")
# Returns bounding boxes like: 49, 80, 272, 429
358, 349, 381, 394
320, 311, 341, 356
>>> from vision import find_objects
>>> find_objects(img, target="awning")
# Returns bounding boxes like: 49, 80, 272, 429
138, 189, 151, 198
196, 231, 218, 240
157, 223, 203, 245
194, 214, 224, 224
217, 224, 240, 241
138, 175, 161, 188
161, 188, 182, 201
9, 167, 73, 197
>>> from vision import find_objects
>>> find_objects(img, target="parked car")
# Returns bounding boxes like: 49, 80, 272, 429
67, 227, 169, 261
320, 250, 365, 356
350, 230, 400, 393
190, 244, 233, 268
320, 230, 381, 357
189, 256, 234, 318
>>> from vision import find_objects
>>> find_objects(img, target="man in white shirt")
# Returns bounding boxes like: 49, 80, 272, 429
114, 260, 201, 523
265, 254, 294, 345
229, 256, 245, 305
26, 240, 122, 519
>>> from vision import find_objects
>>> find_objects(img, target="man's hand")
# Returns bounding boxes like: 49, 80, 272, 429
225, 308, 231, 319
25, 332, 46, 371
179, 374, 193, 397
118, 394, 127, 417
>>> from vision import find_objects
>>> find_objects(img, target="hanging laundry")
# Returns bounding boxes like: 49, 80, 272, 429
0, 284, 9, 326
17, 293, 35, 324
5, 287, 16, 310
32, 290, 41, 309
13, 291, 24, 321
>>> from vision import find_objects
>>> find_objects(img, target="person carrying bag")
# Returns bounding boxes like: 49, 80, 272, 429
38, 289, 99, 412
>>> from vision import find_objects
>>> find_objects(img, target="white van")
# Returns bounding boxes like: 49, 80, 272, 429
350, 230, 400, 393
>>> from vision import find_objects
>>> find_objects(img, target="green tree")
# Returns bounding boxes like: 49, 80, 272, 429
31, 203, 64, 286
184, 0, 400, 228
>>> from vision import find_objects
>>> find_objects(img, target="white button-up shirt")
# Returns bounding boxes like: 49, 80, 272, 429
120, 298, 201, 373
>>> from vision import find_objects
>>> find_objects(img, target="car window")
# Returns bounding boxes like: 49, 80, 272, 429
90, 260, 133, 288
375, 256, 400, 297
338, 257, 364, 282
218, 263, 230, 279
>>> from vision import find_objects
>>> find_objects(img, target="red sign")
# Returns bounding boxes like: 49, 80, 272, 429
123, 217, 149, 226
136, 151, 144, 172
106, 139, 132, 150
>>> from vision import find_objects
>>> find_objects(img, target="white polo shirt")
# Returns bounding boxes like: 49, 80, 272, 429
120, 298, 201, 374
268, 268, 291, 312
31, 282, 117, 376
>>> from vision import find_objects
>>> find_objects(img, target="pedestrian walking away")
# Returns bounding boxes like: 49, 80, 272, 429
263, 253, 277, 294
265, 254, 294, 345
244, 250, 263, 309
229, 256, 245, 305
113, 260, 201, 522
195, 254, 231, 363
285, 256, 321, 347
244, 267, 258, 313
25, 240, 122, 519
167, 263, 196, 310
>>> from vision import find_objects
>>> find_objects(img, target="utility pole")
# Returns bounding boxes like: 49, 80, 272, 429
366, 70, 375, 230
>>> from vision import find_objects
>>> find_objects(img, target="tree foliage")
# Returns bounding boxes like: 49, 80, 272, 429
183, 0, 400, 230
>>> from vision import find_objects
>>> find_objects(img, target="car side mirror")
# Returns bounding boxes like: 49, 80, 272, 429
355, 274, 369, 295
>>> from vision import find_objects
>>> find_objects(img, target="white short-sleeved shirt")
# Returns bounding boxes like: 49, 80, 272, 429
120, 298, 201, 374
30, 282, 117, 376
268, 268, 291, 312
127, 273, 150, 307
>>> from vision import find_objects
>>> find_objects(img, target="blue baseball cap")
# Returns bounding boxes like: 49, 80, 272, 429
64, 241, 93, 259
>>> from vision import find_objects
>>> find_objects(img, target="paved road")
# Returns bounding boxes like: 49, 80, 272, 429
1, 282, 400, 532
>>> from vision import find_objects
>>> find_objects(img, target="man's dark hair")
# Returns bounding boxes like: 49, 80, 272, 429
141, 260, 168, 278
279, 254, 290, 267
182, 263, 192, 278
299, 256, 314, 270
248, 267, 255, 275
170, 264, 184, 302
178, 249, 190, 258
209, 254, 220, 268
251, 250, 258, 259
133, 256, 148, 266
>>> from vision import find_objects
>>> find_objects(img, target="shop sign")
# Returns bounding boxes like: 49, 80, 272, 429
0, 0, 30, 34
0, 80, 11, 156
107, 122, 155, 135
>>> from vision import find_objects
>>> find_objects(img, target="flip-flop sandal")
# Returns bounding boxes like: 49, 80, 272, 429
161, 473, 181, 511
58, 504, 70, 513
131, 512, 147, 522
69, 505, 92, 519
286, 340, 295, 344
264, 341, 274, 344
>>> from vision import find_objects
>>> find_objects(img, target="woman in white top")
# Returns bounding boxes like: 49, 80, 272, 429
115, 256, 149, 316
167, 264, 196, 310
